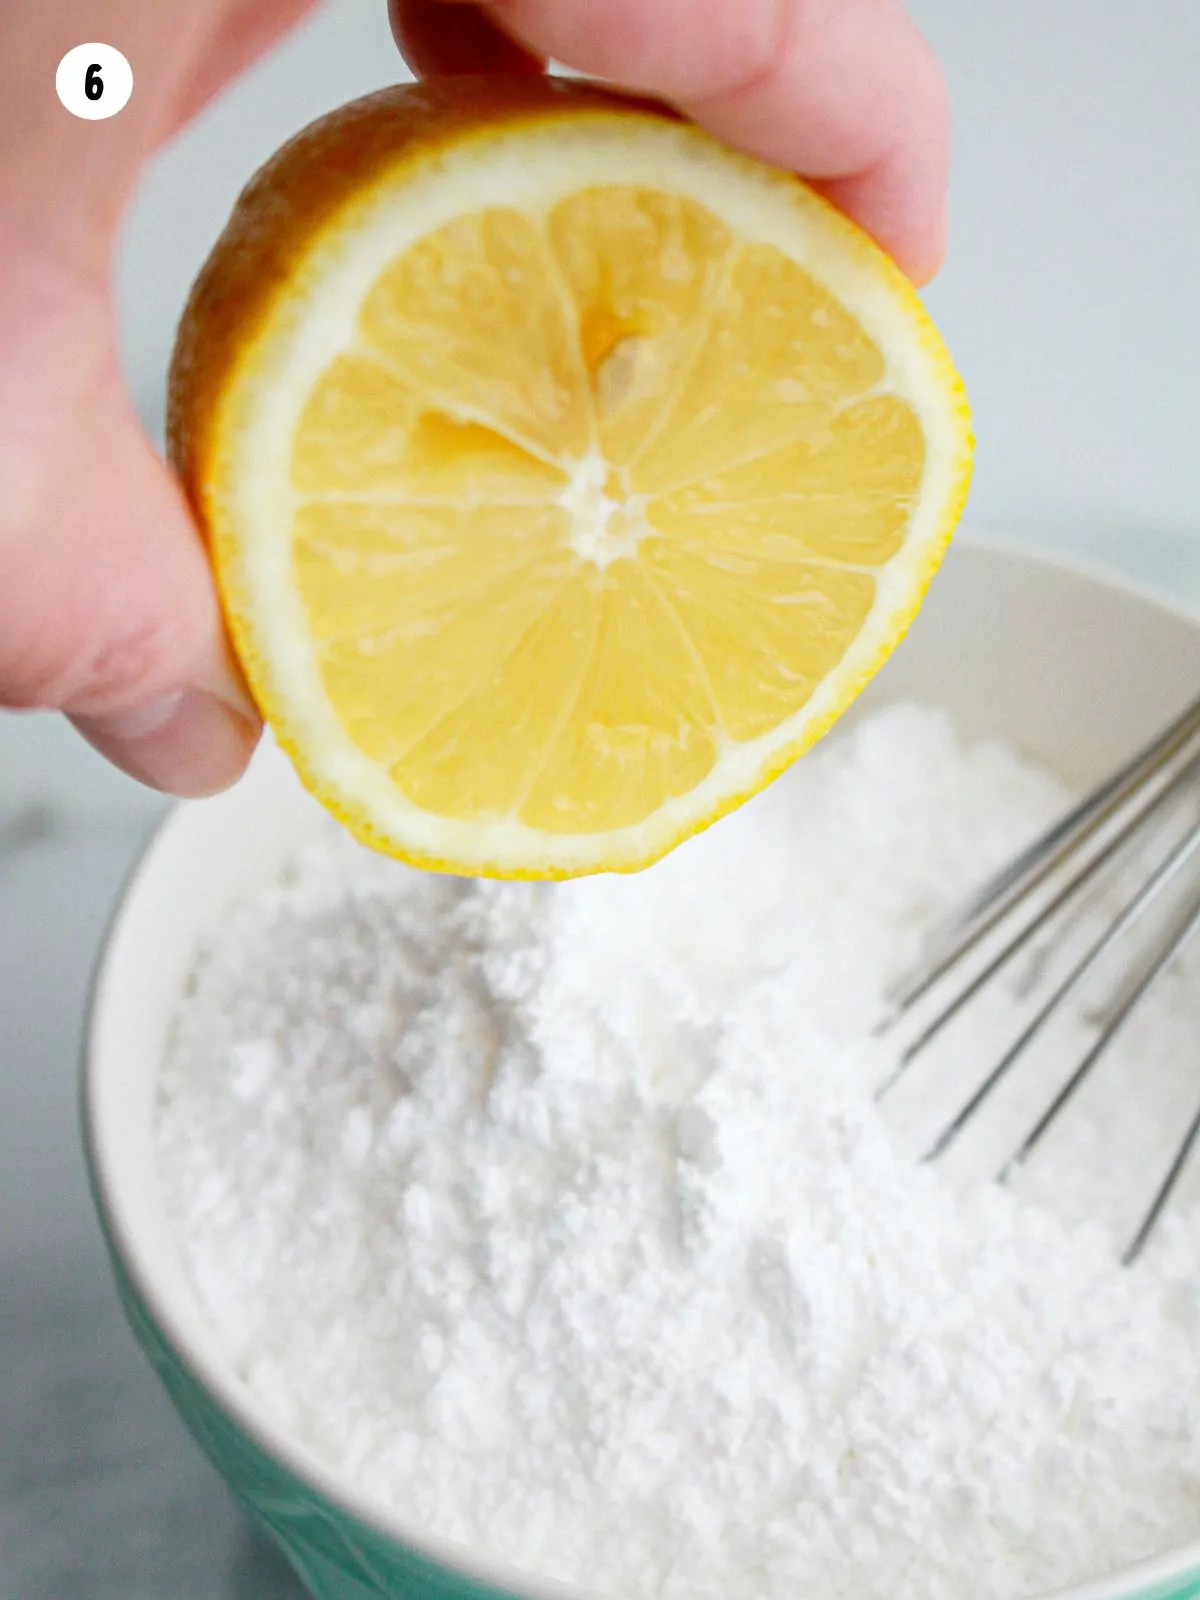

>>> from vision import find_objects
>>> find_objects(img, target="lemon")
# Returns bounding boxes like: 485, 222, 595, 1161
169, 78, 972, 878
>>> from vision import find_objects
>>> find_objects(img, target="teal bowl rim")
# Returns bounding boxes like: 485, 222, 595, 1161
80, 536, 1200, 1600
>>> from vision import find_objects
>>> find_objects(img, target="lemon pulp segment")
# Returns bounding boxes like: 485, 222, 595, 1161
292, 192, 929, 836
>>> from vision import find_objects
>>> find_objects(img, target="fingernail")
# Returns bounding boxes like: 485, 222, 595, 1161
199, 645, 261, 723
71, 689, 262, 798
913, 193, 951, 287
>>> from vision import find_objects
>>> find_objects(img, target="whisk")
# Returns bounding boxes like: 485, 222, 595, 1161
877, 689, 1200, 1265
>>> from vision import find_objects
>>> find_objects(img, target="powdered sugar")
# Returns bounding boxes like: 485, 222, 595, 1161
157, 704, 1200, 1599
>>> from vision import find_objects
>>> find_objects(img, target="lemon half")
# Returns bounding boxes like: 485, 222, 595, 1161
169, 78, 972, 878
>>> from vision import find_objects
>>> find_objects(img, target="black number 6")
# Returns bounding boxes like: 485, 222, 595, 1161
85, 62, 104, 100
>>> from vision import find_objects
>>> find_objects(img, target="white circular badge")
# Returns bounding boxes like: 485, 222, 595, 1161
56, 43, 133, 121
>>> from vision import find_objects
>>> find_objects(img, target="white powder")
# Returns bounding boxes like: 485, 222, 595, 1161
157, 704, 1200, 1600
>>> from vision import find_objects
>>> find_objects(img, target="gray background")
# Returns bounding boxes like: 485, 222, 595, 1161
4, 2, 1200, 1593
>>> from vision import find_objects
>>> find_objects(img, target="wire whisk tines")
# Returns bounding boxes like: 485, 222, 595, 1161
877, 690, 1200, 1265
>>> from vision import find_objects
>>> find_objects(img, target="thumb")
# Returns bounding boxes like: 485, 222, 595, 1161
0, 259, 260, 796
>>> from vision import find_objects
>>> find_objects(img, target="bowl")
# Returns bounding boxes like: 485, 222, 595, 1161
84, 539, 1200, 1600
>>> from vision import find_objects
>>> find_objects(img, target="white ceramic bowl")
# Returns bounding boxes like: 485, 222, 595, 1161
84, 540, 1200, 1600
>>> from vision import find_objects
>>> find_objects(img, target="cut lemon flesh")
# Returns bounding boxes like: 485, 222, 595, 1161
169, 79, 972, 878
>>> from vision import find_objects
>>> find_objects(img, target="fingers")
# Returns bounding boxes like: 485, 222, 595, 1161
163, 0, 320, 142
389, 0, 543, 76
72, 686, 259, 798
0, 256, 260, 797
393, 0, 948, 283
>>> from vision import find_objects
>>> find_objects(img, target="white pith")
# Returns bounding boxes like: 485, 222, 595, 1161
557, 452, 648, 570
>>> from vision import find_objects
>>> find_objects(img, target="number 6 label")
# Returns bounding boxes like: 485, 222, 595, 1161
57, 43, 133, 121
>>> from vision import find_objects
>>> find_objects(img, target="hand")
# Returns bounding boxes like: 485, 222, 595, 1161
0, 3, 314, 796
391, 0, 950, 284
0, 2, 947, 801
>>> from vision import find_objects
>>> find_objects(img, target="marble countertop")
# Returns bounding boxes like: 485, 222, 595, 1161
5, 1, 1200, 1593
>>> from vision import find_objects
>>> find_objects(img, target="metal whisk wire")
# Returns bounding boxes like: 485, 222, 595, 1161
878, 689, 1200, 1264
